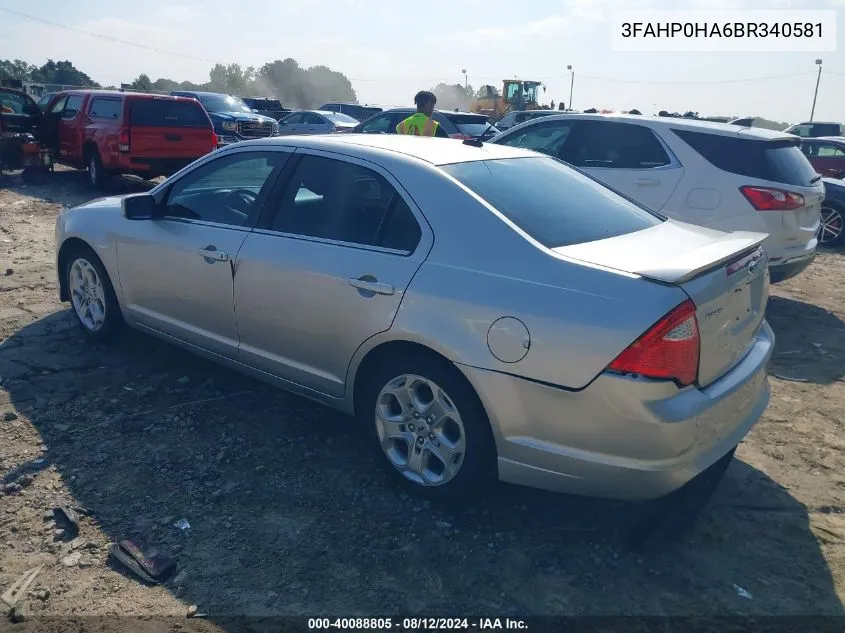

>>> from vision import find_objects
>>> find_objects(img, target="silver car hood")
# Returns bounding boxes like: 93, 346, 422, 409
553, 220, 768, 284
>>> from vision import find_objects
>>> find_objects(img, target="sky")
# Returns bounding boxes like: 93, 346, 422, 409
0, 0, 844, 122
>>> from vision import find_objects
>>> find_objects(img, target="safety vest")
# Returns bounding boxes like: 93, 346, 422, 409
396, 113, 439, 136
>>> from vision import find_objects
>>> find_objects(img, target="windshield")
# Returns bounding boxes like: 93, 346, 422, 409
198, 94, 252, 114
244, 98, 283, 110
442, 157, 661, 248
446, 114, 497, 137
323, 112, 359, 125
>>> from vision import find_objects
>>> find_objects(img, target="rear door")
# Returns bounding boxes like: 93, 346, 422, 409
127, 98, 214, 159
303, 113, 331, 134
278, 112, 307, 135
562, 120, 684, 212
810, 141, 845, 177
234, 151, 432, 396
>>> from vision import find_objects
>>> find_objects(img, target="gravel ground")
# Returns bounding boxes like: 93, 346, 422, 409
1, 168, 844, 631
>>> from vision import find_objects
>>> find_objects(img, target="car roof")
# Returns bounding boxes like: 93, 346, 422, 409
504, 112, 795, 140
806, 136, 845, 142
174, 91, 233, 97
791, 121, 840, 125
230, 134, 535, 166
56, 89, 194, 102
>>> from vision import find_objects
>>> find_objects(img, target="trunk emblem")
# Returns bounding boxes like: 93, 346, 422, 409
747, 259, 760, 274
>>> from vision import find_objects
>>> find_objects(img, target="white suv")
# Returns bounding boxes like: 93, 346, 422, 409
492, 114, 823, 282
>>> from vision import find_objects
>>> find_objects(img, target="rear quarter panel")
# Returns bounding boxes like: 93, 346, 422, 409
347, 160, 690, 392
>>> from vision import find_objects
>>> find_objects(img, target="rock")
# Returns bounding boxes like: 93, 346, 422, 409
78, 555, 92, 568
54, 529, 66, 539
160, 516, 175, 527
187, 605, 198, 618
35, 589, 51, 601
3, 482, 22, 495
436, 520, 452, 529
4, 268, 13, 277
18, 474, 34, 488
11, 601, 31, 623
70, 537, 86, 550
2, 411, 17, 421
61, 551, 82, 567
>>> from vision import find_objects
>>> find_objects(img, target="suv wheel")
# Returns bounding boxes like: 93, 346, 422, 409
819, 203, 845, 247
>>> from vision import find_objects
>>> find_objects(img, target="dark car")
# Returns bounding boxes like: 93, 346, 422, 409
354, 109, 499, 140
820, 177, 845, 246
241, 96, 290, 121
170, 91, 278, 146
320, 102, 383, 122
785, 121, 844, 138
800, 137, 845, 179
496, 109, 562, 131
0, 87, 41, 135
36, 92, 58, 112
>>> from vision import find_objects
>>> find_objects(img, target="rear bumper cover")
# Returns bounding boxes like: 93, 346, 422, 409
125, 156, 203, 175
458, 321, 774, 501
769, 252, 815, 283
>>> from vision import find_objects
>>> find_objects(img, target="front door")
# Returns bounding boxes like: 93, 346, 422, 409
116, 149, 289, 357
57, 94, 85, 161
234, 151, 432, 397
562, 120, 684, 213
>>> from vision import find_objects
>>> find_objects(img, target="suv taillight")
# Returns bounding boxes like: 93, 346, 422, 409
118, 128, 130, 152
607, 300, 700, 387
211, 132, 218, 148
740, 185, 804, 211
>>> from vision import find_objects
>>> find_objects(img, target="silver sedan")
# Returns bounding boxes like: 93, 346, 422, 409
277, 110, 359, 135
55, 135, 774, 502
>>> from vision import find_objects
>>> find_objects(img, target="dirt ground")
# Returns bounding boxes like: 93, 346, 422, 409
1, 167, 844, 630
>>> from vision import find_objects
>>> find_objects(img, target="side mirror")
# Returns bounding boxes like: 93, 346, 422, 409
122, 193, 158, 220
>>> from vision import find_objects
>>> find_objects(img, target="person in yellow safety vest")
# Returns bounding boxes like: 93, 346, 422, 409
396, 91, 449, 137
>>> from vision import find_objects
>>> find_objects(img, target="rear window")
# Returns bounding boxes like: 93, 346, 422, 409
445, 114, 493, 136
442, 157, 661, 248
673, 129, 819, 187
323, 112, 359, 125
129, 99, 210, 128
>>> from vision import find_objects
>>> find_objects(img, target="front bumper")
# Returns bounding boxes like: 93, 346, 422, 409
458, 321, 774, 501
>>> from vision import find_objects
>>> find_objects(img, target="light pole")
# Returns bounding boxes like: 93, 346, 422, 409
567, 65, 574, 111
462, 69, 467, 92
810, 59, 822, 122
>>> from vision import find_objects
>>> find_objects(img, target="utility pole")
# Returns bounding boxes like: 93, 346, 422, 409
810, 59, 822, 122
567, 65, 574, 111
462, 69, 467, 92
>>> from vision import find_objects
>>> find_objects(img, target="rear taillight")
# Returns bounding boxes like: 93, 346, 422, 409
211, 132, 218, 148
449, 133, 473, 140
118, 128, 130, 152
607, 300, 700, 387
740, 185, 804, 211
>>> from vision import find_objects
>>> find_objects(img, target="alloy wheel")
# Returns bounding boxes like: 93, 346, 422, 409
819, 205, 844, 245
375, 374, 466, 487
69, 258, 107, 332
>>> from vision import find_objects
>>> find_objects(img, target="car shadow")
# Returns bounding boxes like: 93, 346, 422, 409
0, 168, 157, 209
1, 310, 842, 620
766, 295, 845, 385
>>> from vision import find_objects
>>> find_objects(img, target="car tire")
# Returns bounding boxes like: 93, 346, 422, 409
626, 447, 736, 552
65, 245, 122, 342
819, 203, 845, 247
87, 151, 111, 190
360, 352, 498, 502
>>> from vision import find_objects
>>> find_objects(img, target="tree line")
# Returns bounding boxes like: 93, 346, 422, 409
1, 58, 358, 109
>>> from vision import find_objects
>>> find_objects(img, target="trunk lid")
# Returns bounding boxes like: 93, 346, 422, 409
554, 220, 769, 387
127, 98, 216, 158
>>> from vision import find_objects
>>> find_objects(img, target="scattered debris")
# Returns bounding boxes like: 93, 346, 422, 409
2, 411, 18, 421
174, 519, 191, 530
1, 565, 42, 608
53, 505, 80, 537
187, 605, 198, 618
10, 600, 31, 623
771, 373, 809, 383
62, 552, 82, 567
35, 589, 50, 601
733, 584, 753, 600
109, 540, 177, 585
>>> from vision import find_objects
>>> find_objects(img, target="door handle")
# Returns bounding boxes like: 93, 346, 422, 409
198, 246, 229, 262
347, 277, 395, 296
636, 178, 660, 186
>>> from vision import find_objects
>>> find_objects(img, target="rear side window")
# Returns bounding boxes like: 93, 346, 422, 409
442, 157, 661, 248
673, 129, 819, 187
814, 123, 841, 137
89, 98, 122, 120
129, 99, 210, 128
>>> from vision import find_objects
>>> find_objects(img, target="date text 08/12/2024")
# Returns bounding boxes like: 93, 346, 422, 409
308, 618, 528, 630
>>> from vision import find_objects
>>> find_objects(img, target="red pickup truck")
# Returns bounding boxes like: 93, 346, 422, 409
42, 90, 218, 188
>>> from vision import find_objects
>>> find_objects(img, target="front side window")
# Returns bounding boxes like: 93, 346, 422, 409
497, 120, 576, 160
442, 157, 661, 248
281, 112, 306, 125
62, 95, 84, 119
269, 155, 421, 252
164, 151, 287, 226
360, 114, 394, 134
